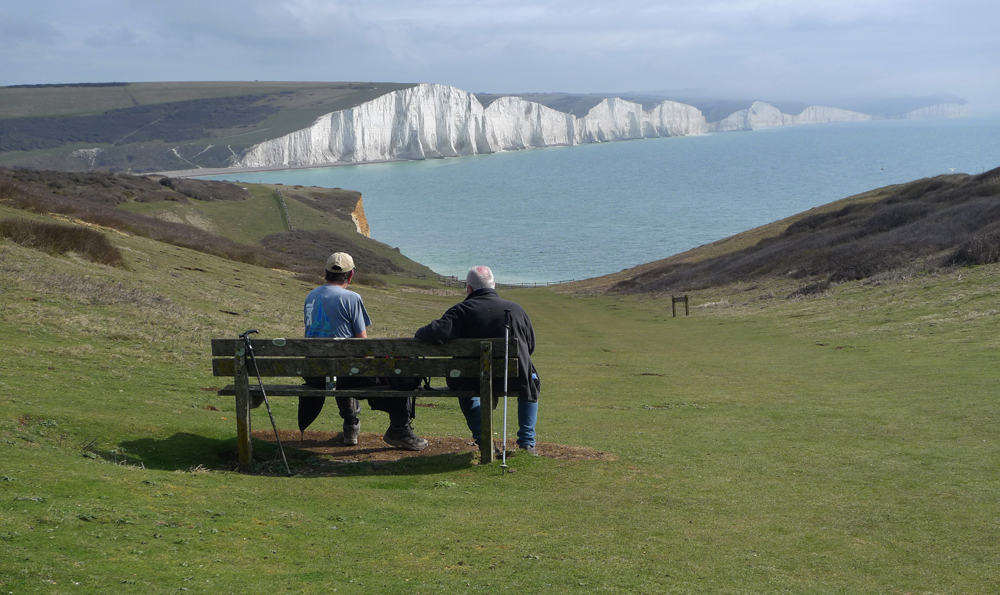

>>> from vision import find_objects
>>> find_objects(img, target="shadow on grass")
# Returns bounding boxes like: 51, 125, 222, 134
118, 433, 477, 476
307, 451, 478, 477
117, 432, 237, 472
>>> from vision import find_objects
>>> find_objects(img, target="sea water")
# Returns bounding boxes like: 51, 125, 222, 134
208, 116, 1000, 283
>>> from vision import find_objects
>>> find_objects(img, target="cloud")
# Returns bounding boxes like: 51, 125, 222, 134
2, 15, 63, 47
3, 0, 998, 111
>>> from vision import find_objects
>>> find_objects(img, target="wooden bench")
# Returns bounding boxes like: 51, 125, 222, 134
211, 337, 517, 470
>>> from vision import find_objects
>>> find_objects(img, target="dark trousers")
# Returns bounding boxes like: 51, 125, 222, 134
302, 376, 414, 427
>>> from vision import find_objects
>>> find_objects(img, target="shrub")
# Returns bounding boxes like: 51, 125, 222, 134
857, 202, 933, 236
292, 273, 324, 286
0, 218, 126, 267
786, 280, 831, 299
828, 245, 907, 282
261, 230, 405, 275
353, 272, 388, 287
945, 225, 1000, 266
783, 203, 869, 236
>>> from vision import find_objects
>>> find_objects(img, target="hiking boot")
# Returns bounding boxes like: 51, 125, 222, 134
518, 444, 538, 457
384, 424, 428, 451
342, 421, 360, 446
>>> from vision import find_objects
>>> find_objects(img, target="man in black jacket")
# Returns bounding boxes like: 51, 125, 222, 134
415, 266, 540, 455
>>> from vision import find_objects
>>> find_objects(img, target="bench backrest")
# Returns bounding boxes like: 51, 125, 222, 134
211, 337, 517, 379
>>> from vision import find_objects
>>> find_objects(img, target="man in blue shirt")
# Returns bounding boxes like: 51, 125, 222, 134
302, 252, 427, 451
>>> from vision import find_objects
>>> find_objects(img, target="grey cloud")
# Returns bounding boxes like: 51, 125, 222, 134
1, 17, 63, 46
3, 0, 997, 112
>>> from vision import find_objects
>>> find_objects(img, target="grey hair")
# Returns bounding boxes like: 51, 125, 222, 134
466, 266, 496, 290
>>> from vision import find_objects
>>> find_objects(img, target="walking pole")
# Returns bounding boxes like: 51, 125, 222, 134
501, 310, 511, 475
240, 329, 291, 476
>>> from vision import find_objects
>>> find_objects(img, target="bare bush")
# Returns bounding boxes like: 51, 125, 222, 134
292, 273, 324, 285
828, 245, 907, 282
786, 280, 831, 299
945, 225, 1000, 266
261, 230, 405, 275
0, 218, 126, 267
858, 202, 933, 236
353, 272, 388, 287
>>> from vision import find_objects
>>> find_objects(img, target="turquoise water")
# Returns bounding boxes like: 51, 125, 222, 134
209, 117, 1000, 283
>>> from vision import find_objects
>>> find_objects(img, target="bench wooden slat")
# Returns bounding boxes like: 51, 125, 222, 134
212, 357, 515, 379
217, 384, 480, 398
211, 337, 507, 358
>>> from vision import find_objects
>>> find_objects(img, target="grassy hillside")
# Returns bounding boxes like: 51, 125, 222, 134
1, 169, 436, 279
565, 167, 1000, 298
2, 173, 1000, 593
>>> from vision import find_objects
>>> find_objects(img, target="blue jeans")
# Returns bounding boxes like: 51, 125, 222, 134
458, 395, 537, 447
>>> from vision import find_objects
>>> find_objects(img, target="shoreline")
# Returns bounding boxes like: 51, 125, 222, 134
155, 142, 579, 179
155, 157, 412, 179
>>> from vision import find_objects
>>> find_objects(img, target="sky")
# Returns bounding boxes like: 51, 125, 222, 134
4, 0, 998, 113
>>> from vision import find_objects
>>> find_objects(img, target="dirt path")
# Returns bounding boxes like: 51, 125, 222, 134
253, 429, 614, 463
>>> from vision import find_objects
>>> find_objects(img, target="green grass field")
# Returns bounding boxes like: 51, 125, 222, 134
2, 199, 999, 594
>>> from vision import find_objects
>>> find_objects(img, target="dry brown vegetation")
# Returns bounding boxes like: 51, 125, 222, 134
5, 168, 247, 205
0, 217, 126, 267
0, 169, 429, 285
0, 171, 308, 272
261, 229, 407, 275
606, 167, 1000, 295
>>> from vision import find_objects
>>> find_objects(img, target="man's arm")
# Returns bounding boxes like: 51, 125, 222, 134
414, 306, 463, 344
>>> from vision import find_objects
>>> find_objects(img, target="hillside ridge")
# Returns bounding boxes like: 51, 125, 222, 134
563, 167, 1000, 296
0, 169, 435, 279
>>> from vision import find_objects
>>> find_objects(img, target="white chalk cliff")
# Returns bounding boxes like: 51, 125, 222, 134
707, 101, 872, 132
231, 84, 949, 169
903, 104, 970, 119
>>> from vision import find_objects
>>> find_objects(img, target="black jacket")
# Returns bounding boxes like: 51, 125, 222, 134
414, 288, 540, 402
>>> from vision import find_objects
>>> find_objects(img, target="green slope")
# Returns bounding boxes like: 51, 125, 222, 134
2, 168, 435, 278
2, 183, 1000, 593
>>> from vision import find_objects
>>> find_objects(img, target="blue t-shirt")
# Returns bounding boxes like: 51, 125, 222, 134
303, 284, 372, 338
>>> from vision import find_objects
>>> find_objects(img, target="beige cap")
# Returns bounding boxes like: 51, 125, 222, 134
325, 252, 355, 273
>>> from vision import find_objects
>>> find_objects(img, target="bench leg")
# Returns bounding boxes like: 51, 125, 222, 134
479, 341, 494, 464
234, 347, 253, 471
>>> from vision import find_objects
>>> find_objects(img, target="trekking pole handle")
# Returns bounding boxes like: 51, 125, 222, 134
504, 309, 511, 330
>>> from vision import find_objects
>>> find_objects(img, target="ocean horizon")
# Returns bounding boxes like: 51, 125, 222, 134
208, 116, 1000, 284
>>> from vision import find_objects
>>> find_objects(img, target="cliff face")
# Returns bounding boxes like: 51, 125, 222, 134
352, 196, 370, 238
904, 104, 969, 119
231, 84, 948, 170
238, 85, 491, 168
235, 84, 717, 169
707, 101, 872, 132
